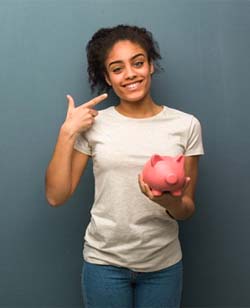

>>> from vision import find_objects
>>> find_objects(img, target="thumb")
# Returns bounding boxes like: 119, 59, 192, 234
66, 94, 75, 116
183, 177, 191, 191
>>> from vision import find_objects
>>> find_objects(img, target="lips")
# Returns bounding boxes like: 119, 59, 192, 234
123, 80, 143, 91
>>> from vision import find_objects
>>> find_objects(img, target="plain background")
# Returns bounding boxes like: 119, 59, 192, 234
1, 0, 250, 307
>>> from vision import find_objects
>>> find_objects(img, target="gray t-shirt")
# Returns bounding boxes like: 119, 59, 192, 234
74, 105, 204, 272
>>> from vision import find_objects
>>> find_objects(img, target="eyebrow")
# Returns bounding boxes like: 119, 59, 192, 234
108, 53, 146, 68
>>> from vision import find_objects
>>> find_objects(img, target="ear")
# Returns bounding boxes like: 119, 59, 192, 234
175, 154, 184, 163
104, 73, 112, 86
150, 62, 155, 75
150, 154, 162, 167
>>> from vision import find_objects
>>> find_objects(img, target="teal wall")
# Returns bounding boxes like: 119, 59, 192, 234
1, 0, 250, 307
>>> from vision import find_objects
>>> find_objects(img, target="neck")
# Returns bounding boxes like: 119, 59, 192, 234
116, 95, 162, 119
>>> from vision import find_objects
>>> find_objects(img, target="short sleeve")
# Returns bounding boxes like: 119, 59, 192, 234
184, 116, 204, 156
74, 133, 92, 156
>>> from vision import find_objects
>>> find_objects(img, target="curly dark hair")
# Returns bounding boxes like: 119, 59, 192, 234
86, 24, 162, 94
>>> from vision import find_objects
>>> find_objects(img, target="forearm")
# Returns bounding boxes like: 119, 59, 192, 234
155, 194, 195, 220
45, 124, 77, 206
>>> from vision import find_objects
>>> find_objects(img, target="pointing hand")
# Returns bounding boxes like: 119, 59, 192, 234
64, 93, 108, 135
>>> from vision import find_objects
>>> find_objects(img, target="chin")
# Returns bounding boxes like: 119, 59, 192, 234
119, 90, 150, 103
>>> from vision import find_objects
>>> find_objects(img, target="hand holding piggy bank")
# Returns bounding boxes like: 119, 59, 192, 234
141, 154, 190, 197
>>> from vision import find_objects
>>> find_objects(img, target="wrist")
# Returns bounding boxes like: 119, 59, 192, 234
166, 196, 195, 220
60, 122, 78, 140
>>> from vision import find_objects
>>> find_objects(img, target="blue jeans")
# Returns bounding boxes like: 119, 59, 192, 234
81, 260, 183, 308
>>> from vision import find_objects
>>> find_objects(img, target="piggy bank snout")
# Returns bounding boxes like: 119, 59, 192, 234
166, 174, 178, 185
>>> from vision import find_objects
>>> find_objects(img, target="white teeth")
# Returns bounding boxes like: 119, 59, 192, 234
126, 82, 140, 90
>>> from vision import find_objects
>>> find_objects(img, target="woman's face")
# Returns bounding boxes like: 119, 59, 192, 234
104, 40, 154, 103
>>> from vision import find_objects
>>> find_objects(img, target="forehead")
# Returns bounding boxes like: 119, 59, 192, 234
105, 40, 146, 64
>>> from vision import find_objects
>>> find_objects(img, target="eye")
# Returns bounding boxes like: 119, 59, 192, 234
134, 61, 144, 68
112, 66, 122, 73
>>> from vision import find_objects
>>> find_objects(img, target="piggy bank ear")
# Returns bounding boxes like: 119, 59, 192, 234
175, 154, 184, 163
151, 154, 163, 167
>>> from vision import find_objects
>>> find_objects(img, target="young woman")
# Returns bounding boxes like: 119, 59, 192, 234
45, 25, 204, 308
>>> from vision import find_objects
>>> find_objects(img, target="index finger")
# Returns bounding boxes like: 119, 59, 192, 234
84, 93, 108, 108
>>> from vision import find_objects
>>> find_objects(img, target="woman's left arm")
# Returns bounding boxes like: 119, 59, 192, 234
138, 155, 200, 220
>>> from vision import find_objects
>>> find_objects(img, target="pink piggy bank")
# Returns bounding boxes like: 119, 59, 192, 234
141, 154, 190, 196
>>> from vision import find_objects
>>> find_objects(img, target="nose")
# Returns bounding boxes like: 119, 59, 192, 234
124, 65, 136, 80
166, 174, 178, 185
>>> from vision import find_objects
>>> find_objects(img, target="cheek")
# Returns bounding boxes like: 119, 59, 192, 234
109, 75, 123, 88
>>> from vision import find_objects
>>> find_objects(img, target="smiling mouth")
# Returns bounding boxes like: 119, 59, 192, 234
123, 81, 143, 91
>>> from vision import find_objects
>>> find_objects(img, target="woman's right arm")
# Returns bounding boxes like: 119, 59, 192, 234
45, 93, 107, 207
